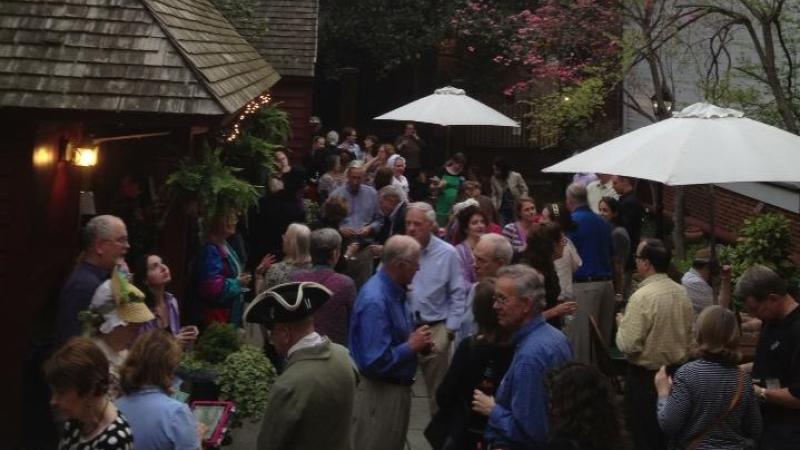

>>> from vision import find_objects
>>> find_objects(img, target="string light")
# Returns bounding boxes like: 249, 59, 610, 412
225, 93, 272, 142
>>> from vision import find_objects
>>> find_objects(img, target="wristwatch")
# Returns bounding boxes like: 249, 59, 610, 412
756, 386, 767, 402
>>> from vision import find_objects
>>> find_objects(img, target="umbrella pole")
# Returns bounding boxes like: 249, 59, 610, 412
446, 126, 451, 158
709, 184, 719, 278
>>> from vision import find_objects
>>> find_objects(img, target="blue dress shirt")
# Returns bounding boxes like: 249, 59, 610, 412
329, 184, 382, 232
349, 269, 417, 384
568, 205, 613, 278
409, 236, 467, 330
56, 262, 110, 344
486, 316, 572, 449
115, 387, 200, 450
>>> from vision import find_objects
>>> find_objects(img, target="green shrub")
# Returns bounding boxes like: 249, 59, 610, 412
217, 344, 277, 425
720, 213, 799, 307
194, 323, 241, 365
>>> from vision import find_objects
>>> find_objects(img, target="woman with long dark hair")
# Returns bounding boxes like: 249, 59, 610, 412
522, 223, 577, 329
132, 254, 197, 347
598, 196, 630, 299
540, 203, 582, 308
428, 279, 514, 450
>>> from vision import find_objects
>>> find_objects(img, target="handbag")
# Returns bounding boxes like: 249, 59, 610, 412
685, 368, 745, 450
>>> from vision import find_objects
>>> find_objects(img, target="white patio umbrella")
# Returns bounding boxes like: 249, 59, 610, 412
542, 102, 800, 185
543, 102, 800, 266
374, 86, 520, 127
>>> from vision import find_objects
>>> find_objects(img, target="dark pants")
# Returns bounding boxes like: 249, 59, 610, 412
760, 420, 800, 450
625, 364, 666, 450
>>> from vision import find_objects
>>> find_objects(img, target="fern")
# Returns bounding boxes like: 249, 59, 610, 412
166, 147, 263, 224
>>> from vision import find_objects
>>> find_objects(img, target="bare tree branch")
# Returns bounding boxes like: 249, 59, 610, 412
623, 88, 656, 123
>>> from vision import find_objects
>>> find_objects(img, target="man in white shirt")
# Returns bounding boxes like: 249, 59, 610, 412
586, 173, 618, 213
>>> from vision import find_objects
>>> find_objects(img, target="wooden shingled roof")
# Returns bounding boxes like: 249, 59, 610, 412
0, 0, 280, 116
214, 0, 318, 78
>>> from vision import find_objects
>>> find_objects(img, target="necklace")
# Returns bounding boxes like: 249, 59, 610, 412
81, 396, 111, 437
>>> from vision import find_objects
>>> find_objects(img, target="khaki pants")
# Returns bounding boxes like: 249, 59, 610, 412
352, 378, 412, 450
418, 322, 452, 415
567, 280, 614, 365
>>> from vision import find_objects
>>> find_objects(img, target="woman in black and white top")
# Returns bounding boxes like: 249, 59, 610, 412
655, 305, 762, 450
45, 337, 133, 450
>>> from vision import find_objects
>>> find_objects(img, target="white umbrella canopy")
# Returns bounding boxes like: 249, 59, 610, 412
542, 103, 800, 185
374, 86, 520, 127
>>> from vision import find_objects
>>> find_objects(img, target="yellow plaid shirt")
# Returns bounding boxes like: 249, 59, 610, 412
616, 273, 695, 370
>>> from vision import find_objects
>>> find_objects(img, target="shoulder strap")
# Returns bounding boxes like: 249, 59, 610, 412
686, 368, 745, 450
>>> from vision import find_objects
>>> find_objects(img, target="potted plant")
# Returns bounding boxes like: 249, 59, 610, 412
179, 323, 277, 426
165, 147, 263, 230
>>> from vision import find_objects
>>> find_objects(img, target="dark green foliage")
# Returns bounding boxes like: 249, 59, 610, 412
721, 213, 800, 308
193, 322, 242, 365
166, 147, 263, 224
319, 0, 453, 77
224, 104, 292, 181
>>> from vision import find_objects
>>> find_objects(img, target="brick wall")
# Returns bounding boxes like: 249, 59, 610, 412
663, 185, 800, 254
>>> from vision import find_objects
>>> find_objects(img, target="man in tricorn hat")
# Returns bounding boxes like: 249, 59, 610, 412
246, 281, 357, 450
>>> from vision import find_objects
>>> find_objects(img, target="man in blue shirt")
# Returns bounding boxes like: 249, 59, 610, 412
565, 183, 615, 365
350, 235, 433, 450
329, 161, 383, 287
56, 215, 129, 344
405, 202, 467, 414
472, 264, 572, 449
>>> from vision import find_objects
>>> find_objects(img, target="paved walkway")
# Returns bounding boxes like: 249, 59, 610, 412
231, 371, 433, 450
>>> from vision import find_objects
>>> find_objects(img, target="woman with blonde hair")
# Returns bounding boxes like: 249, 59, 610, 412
116, 329, 203, 450
655, 305, 761, 450
255, 223, 312, 293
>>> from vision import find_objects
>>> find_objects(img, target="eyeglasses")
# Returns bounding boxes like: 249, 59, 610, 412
493, 293, 520, 305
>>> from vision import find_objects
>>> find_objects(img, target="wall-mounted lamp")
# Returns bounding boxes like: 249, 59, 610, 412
61, 140, 99, 167
33, 146, 56, 167
70, 142, 99, 167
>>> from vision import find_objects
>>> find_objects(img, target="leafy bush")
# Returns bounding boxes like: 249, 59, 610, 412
166, 147, 262, 225
720, 213, 800, 306
193, 323, 241, 365
217, 344, 277, 425
180, 325, 277, 427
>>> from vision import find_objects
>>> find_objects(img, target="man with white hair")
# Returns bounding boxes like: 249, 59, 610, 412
405, 201, 467, 414
565, 182, 614, 364
350, 235, 432, 450
455, 233, 514, 346
56, 214, 130, 344
471, 264, 572, 449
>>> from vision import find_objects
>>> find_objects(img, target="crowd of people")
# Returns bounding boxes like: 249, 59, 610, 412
47, 125, 799, 450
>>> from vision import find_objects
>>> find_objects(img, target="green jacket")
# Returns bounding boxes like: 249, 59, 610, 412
257, 338, 357, 450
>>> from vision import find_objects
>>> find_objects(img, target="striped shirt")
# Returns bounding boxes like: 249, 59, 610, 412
657, 360, 762, 449
501, 222, 527, 254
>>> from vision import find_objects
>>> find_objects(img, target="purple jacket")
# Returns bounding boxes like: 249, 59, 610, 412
292, 267, 356, 346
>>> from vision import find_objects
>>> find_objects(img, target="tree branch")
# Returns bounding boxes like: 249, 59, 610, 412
622, 88, 656, 123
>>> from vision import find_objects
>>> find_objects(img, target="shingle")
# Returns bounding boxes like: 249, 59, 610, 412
212, 0, 318, 78
0, 0, 278, 115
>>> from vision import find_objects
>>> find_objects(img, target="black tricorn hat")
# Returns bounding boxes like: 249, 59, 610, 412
244, 282, 332, 326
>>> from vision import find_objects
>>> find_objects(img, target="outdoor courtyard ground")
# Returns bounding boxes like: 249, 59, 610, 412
232, 370, 433, 450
